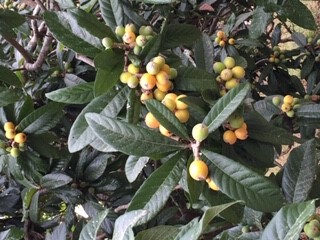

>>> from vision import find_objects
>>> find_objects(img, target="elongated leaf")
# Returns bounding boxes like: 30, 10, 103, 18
175, 202, 239, 240
29, 190, 40, 223
127, 151, 186, 224
68, 87, 128, 153
0, 65, 22, 87
86, 114, 186, 158
44, 11, 101, 57
22, 188, 38, 221
16, 102, 65, 134
0, 87, 20, 107
203, 83, 250, 133
28, 133, 61, 159
40, 173, 72, 190
261, 200, 316, 240
202, 149, 283, 212
46, 82, 94, 104
84, 154, 113, 182
296, 103, 320, 119
126, 89, 141, 124
194, 33, 214, 73
136, 225, 180, 240
174, 66, 217, 91
99, 0, 117, 30
112, 210, 147, 240
282, 139, 316, 203
125, 156, 149, 183
249, 7, 271, 39
0, 9, 25, 28
79, 208, 109, 240
145, 99, 189, 140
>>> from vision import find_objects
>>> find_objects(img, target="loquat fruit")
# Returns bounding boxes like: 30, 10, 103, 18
159, 125, 172, 137
140, 73, 157, 90
5, 129, 16, 140
175, 95, 188, 110
4, 122, 15, 131
223, 57, 236, 69
189, 159, 209, 181
223, 130, 237, 144
192, 123, 209, 142
206, 178, 220, 191
14, 132, 27, 144
234, 128, 248, 140
231, 66, 245, 79
145, 112, 160, 129
174, 109, 190, 123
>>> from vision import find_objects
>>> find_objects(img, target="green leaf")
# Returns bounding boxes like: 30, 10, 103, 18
127, 151, 186, 224
145, 99, 189, 140
99, 0, 117, 30
0, 65, 22, 87
85, 114, 186, 158
84, 153, 113, 182
0, 9, 25, 28
282, 139, 316, 203
174, 202, 239, 240
301, 55, 315, 79
112, 210, 147, 240
136, 225, 180, 240
16, 102, 65, 134
203, 83, 251, 133
160, 24, 201, 50
193, 33, 214, 73
253, 99, 281, 122
29, 190, 40, 223
245, 111, 294, 145
296, 103, 320, 119
68, 87, 128, 153
280, 0, 316, 30
0, 87, 20, 108
44, 11, 101, 57
45, 82, 94, 104
79, 208, 109, 240
174, 66, 217, 91
125, 156, 149, 183
261, 200, 316, 240
138, 0, 178, 3
0, 22, 15, 37
126, 89, 141, 124
22, 188, 38, 221
249, 7, 272, 39
16, 95, 34, 123
291, 32, 307, 47
2, 228, 24, 240
40, 173, 72, 190
202, 149, 284, 212
28, 133, 61, 159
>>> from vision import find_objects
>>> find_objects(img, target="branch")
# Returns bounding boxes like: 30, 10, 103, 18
24, 30, 53, 71
3, 36, 34, 63
75, 54, 95, 67
34, 0, 47, 11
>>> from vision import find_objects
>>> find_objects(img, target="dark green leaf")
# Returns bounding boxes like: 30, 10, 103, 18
291, 32, 307, 47
16, 95, 34, 123
0, 65, 22, 87
45, 82, 94, 104
98, 0, 117, 30
84, 154, 113, 182
29, 190, 40, 223
301, 55, 315, 79
0, 9, 25, 28
16, 102, 65, 134
174, 66, 217, 91
64, 73, 87, 87
28, 133, 61, 159
203, 83, 251, 133
253, 99, 281, 121
40, 173, 72, 190
79, 208, 109, 240
136, 225, 180, 240
44, 11, 101, 57
127, 151, 186, 224
296, 103, 320, 119
85, 114, 186, 158
22, 188, 38, 221
0, 87, 20, 108
145, 99, 189, 140
282, 139, 316, 203
202, 149, 284, 212
261, 200, 316, 240
126, 89, 141, 124
249, 7, 272, 39
125, 156, 149, 183
112, 210, 147, 240
194, 33, 214, 73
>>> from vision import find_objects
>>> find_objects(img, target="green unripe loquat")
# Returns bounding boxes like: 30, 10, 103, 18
135, 35, 147, 47
286, 110, 295, 118
115, 26, 125, 36
213, 62, 226, 74
101, 37, 114, 49
229, 114, 244, 129
272, 96, 281, 106
10, 147, 20, 158
169, 68, 178, 79
192, 123, 209, 142
223, 57, 236, 69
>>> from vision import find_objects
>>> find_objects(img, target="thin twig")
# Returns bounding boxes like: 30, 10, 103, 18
114, 204, 129, 213
75, 54, 95, 67
34, 0, 47, 11
3, 36, 34, 63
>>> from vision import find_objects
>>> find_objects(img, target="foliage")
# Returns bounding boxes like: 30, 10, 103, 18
0, 0, 320, 239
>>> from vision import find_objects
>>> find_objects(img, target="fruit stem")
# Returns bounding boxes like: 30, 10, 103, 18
191, 140, 201, 159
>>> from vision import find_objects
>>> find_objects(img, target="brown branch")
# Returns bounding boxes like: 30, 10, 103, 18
24, 31, 53, 71
75, 54, 95, 67
3, 36, 34, 63
34, 0, 47, 11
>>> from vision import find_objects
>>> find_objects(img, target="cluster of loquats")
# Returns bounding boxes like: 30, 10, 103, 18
213, 56, 246, 95
145, 92, 190, 136
272, 95, 300, 118
268, 46, 289, 64
223, 113, 248, 145
214, 30, 236, 48
2, 122, 27, 157
188, 124, 220, 191
303, 218, 320, 240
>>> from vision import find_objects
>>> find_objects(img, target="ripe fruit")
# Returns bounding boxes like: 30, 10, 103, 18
161, 64, 171, 75
231, 66, 245, 79
153, 56, 166, 68
127, 75, 139, 88
225, 78, 239, 90
175, 109, 190, 123
220, 69, 233, 81
175, 95, 188, 110
140, 73, 156, 90
206, 178, 220, 191
223, 57, 236, 69
216, 31, 225, 39
283, 95, 293, 105
223, 130, 237, 145
159, 125, 172, 137
229, 114, 244, 129
281, 103, 291, 112
115, 26, 125, 36
101, 37, 114, 49
272, 96, 281, 106
127, 64, 140, 74
4, 122, 15, 131
14, 132, 27, 144
189, 159, 209, 181
234, 128, 248, 140
219, 40, 225, 47
156, 71, 169, 85
154, 89, 166, 101
213, 62, 226, 74
140, 92, 153, 103
192, 123, 209, 142
120, 72, 132, 84
122, 31, 136, 44
164, 93, 178, 101
5, 129, 16, 139
125, 23, 136, 33
135, 35, 147, 47
146, 61, 161, 75
145, 112, 160, 129
10, 147, 20, 157
156, 81, 172, 92
162, 98, 176, 112
228, 38, 235, 45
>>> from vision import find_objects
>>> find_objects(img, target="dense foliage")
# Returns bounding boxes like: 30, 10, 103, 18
0, 0, 320, 239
